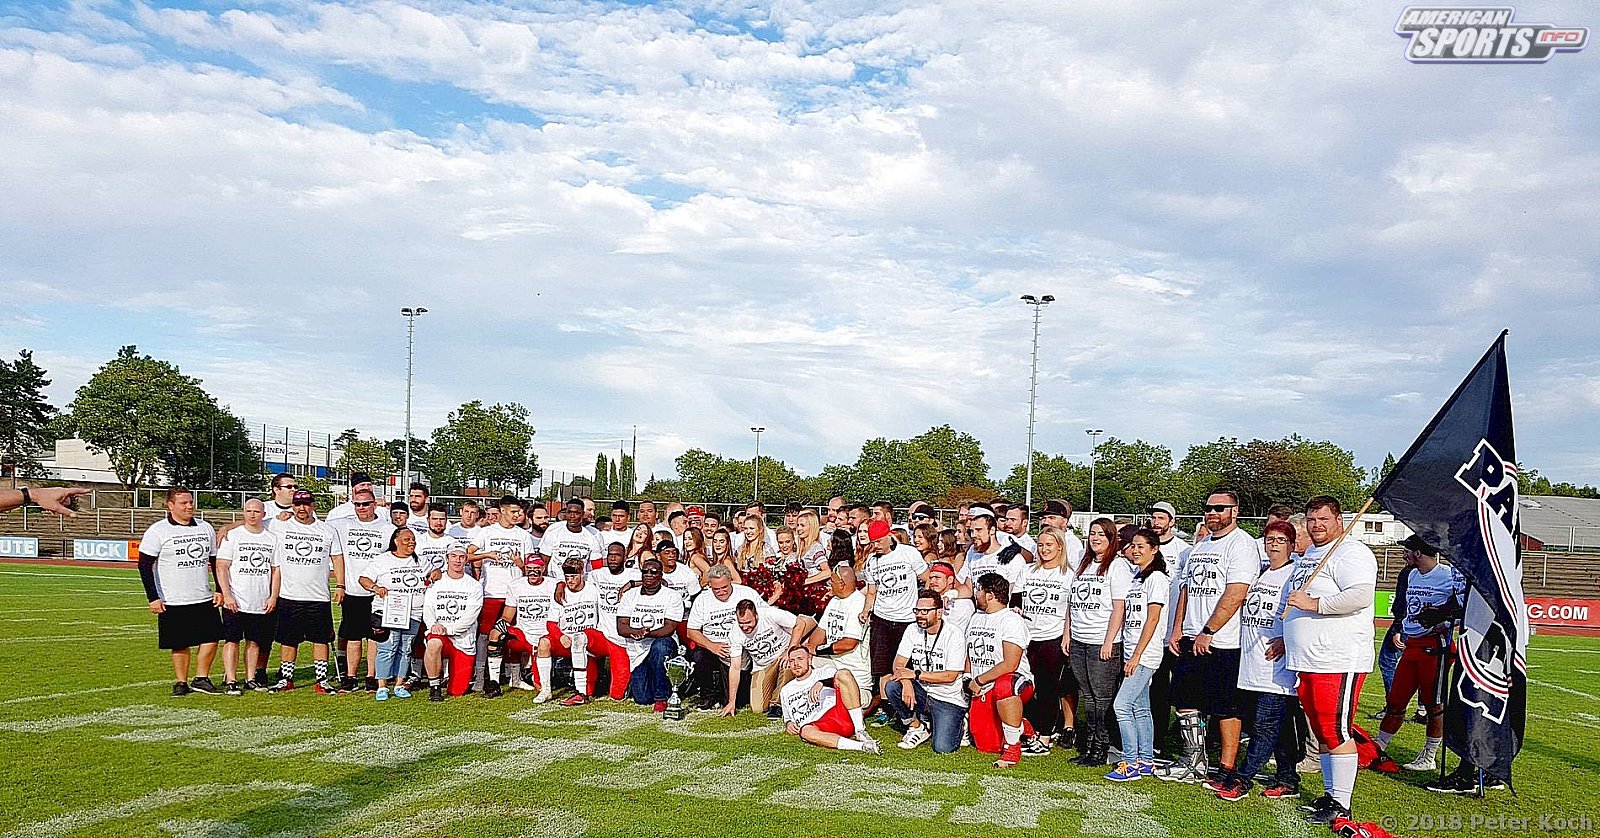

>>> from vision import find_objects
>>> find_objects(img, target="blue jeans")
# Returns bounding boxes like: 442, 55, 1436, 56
885, 678, 967, 754
1379, 626, 1402, 692
375, 619, 420, 682
1237, 690, 1303, 788
630, 636, 679, 705
1112, 663, 1157, 764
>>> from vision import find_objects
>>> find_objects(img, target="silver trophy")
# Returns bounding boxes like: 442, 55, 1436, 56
664, 644, 693, 721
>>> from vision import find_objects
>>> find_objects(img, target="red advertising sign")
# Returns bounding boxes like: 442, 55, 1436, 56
1527, 598, 1600, 629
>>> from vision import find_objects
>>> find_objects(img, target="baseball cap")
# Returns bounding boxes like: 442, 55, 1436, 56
350, 471, 373, 486
1399, 534, 1440, 556
929, 561, 956, 577
291, 490, 314, 505
389, 501, 409, 512
967, 505, 996, 520
867, 520, 893, 541
686, 505, 705, 517
1041, 499, 1070, 518
1148, 501, 1177, 518
528, 553, 548, 566
1118, 524, 1138, 550
655, 539, 679, 554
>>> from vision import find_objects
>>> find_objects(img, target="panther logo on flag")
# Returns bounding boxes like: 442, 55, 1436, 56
1452, 438, 1524, 724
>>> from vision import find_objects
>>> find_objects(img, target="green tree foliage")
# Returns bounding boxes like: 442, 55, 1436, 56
619, 454, 637, 499
672, 448, 816, 505
68, 346, 258, 490
593, 453, 611, 498
384, 436, 432, 481
1000, 452, 1089, 509
428, 401, 540, 493
0, 349, 58, 480
336, 435, 396, 482
908, 425, 994, 491
1517, 465, 1600, 499
825, 438, 952, 507
1089, 437, 1174, 512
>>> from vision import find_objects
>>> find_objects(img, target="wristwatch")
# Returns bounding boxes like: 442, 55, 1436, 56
1201, 625, 1218, 636
19, 487, 31, 507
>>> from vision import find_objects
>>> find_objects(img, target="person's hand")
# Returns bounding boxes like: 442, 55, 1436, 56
1393, 635, 1407, 651
333, 588, 345, 604
1099, 643, 1113, 662
148, 598, 166, 614
29, 486, 91, 517
431, 622, 446, 635
1194, 633, 1213, 655
223, 594, 238, 612
1123, 659, 1136, 678
810, 682, 825, 703
858, 608, 870, 625
559, 634, 572, 650
1266, 637, 1285, 661
716, 703, 737, 718
785, 721, 801, 736
705, 641, 728, 659
1166, 632, 1183, 656
374, 586, 389, 598
1287, 589, 1319, 613
1061, 635, 1072, 655
891, 665, 913, 681
264, 596, 277, 614
212, 591, 224, 608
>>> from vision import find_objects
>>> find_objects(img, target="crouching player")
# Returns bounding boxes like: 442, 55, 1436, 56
422, 547, 484, 701
486, 555, 558, 701
965, 572, 1034, 768
778, 645, 881, 754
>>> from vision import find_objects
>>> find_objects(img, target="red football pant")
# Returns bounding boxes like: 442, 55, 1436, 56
968, 673, 1036, 754
1383, 635, 1448, 732
429, 634, 475, 696
585, 632, 633, 701
1297, 671, 1366, 749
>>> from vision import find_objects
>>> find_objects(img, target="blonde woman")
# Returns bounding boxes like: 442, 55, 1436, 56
738, 516, 783, 605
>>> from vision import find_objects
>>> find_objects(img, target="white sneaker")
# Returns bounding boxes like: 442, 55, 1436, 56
1403, 753, 1438, 772
898, 726, 932, 750
533, 689, 552, 704
858, 736, 882, 755
513, 680, 537, 692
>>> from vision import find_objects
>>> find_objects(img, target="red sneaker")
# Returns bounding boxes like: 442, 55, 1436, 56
1214, 778, 1250, 802
1367, 752, 1401, 774
559, 693, 591, 707
652, 701, 668, 712
1261, 782, 1299, 799
995, 743, 1022, 768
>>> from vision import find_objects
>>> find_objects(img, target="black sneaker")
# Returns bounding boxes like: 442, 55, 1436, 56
189, 677, 220, 695
428, 686, 445, 702
171, 681, 191, 698
483, 680, 504, 699
765, 706, 784, 720
243, 679, 267, 692
364, 676, 379, 692
339, 677, 358, 694
224, 681, 244, 697
1305, 797, 1350, 825
1298, 793, 1334, 813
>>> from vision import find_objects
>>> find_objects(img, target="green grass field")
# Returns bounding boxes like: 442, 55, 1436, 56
1, 563, 1596, 837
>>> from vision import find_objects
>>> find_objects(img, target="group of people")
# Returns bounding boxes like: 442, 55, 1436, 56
130, 472, 1482, 829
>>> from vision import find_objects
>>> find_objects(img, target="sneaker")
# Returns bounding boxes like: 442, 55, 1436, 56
223, 681, 243, 697
1261, 782, 1299, 799
1021, 736, 1053, 757
513, 678, 537, 692
898, 726, 931, 750
858, 736, 883, 756
1154, 760, 1207, 784
339, 677, 358, 694
171, 681, 191, 698
1367, 751, 1401, 774
1214, 778, 1252, 802
1056, 729, 1075, 750
392, 685, 411, 699
268, 679, 295, 693
1305, 797, 1350, 825
1402, 753, 1438, 772
995, 742, 1022, 768
189, 677, 220, 695
868, 709, 892, 727
313, 681, 336, 695
765, 706, 784, 720
1299, 793, 1335, 813
1412, 708, 1428, 725
243, 680, 267, 692
1137, 761, 1155, 777
1366, 709, 1387, 721
375, 687, 389, 701
534, 689, 553, 704
483, 681, 504, 699
960, 728, 972, 748
428, 686, 445, 702
1203, 770, 1236, 793
653, 701, 668, 713
1104, 762, 1143, 782
364, 677, 379, 692
560, 693, 591, 707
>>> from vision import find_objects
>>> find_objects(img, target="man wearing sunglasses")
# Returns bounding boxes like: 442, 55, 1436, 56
331, 488, 395, 692
807, 560, 872, 705
551, 556, 603, 706
886, 590, 968, 753
616, 557, 684, 711
326, 472, 377, 522
1157, 490, 1258, 784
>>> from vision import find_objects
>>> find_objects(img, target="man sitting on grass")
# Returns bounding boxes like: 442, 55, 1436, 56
778, 645, 881, 755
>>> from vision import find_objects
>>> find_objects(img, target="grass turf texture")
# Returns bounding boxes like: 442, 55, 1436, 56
0, 564, 1596, 838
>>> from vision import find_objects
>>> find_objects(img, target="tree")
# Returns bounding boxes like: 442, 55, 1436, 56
908, 425, 994, 491
68, 346, 257, 489
1171, 437, 1240, 514
1089, 437, 1174, 512
671, 448, 815, 505
593, 453, 611, 498
825, 437, 952, 508
1516, 465, 1600, 499
0, 350, 58, 481
608, 459, 620, 500
1000, 452, 1089, 510
384, 436, 432, 482
428, 401, 540, 493
336, 436, 396, 483
619, 453, 637, 499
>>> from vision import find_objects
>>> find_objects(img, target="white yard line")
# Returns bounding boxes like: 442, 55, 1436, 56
0, 680, 171, 706
1528, 679, 1600, 702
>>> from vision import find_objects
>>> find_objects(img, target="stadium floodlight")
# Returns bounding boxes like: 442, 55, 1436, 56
1021, 295, 1055, 510
1086, 428, 1104, 512
750, 427, 766, 503
401, 307, 429, 488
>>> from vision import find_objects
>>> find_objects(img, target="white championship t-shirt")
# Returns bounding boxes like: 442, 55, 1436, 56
471, 524, 536, 599
1179, 527, 1260, 649
217, 525, 277, 613
140, 517, 219, 606
780, 662, 840, 727
537, 525, 606, 577
423, 572, 483, 654
959, 543, 1028, 593
1159, 535, 1192, 635
415, 532, 460, 575
1401, 563, 1467, 637
619, 587, 685, 668
660, 563, 702, 609
1283, 539, 1378, 674
896, 621, 968, 707
1238, 563, 1295, 695
274, 518, 340, 603
1018, 563, 1074, 642
364, 552, 429, 620
686, 584, 763, 644
1121, 566, 1171, 670
555, 581, 602, 634
817, 591, 871, 691
506, 576, 559, 638
966, 607, 1033, 682
863, 544, 929, 622
332, 517, 395, 599
729, 606, 799, 669
589, 566, 642, 642
1069, 558, 1133, 645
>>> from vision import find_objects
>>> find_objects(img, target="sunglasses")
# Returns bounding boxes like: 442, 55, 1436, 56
911, 606, 940, 614
278, 485, 297, 491
354, 502, 374, 508
1203, 504, 1236, 513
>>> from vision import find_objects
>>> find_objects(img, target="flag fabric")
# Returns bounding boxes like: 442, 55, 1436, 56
1373, 330, 1526, 779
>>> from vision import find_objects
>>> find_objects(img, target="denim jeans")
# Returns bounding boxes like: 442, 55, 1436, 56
1112, 663, 1158, 763
630, 636, 679, 705
375, 619, 420, 682
1378, 626, 1402, 692
1069, 639, 1123, 749
885, 678, 967, 754
1236, 690, 1304, 787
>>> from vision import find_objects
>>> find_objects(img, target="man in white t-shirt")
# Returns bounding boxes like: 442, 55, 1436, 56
417, 505, 460, 577
215, 499, 281, 693
615, 557, 685, 711
858, 519, 929, 716
445, 500, 481, 541
1284, 497, 1378, 825
685, 566, 763, 711
806, 561, 872, 702
585, 542, 642, 701
330, 488, 394, 692
537, 499, 606, 577
403, 483, 431, 539
1375, 535, 1465, 772
1156, 490, 1258, 784
325, 472, 377, 522
138, 487, 223, 697
886, 589, 968, 753
925, 562, 975, 631
268, 490, 346, 694
724, 599, 811, 717
486, 556, 558, 701
959, 506, 1026, 597
422, 548, 484, 701
468, 496, 535, 694
965, 572, 1034, 768
1147, 500, 1190, 754
779, 646, 882, 754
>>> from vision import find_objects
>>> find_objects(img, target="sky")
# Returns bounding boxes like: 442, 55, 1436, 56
1, 0, 1597, 488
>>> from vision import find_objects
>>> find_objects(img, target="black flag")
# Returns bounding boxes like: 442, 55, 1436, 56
1374, 330, 1526, 779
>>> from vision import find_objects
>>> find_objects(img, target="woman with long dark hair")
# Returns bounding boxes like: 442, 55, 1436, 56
1064, 517, 1130, 766
1106, 527, 1170, 781
358, 528, 429, 700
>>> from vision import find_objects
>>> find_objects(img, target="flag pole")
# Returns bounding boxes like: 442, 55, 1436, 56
1280, 496, 1375, 618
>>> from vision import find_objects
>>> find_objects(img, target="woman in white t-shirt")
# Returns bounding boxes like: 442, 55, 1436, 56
359, 528, 430, 700
1065, 518, 1131, 767
1107, 528, 1170, 781
1019, 527, 1077, 756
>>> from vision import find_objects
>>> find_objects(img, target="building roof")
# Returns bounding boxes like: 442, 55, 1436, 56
1519, 495, 1600, 550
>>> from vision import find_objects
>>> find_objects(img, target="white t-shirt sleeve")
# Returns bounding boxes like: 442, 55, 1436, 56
1224, 535, 1261, 586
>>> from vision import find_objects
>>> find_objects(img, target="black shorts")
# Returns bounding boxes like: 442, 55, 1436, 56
1171, 638, 1243, 719
158, 601, 223, 650
338, 595, 374, 642
221, 609, 277, 647
275, 599, 335, 647
869, 614, 911, 682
